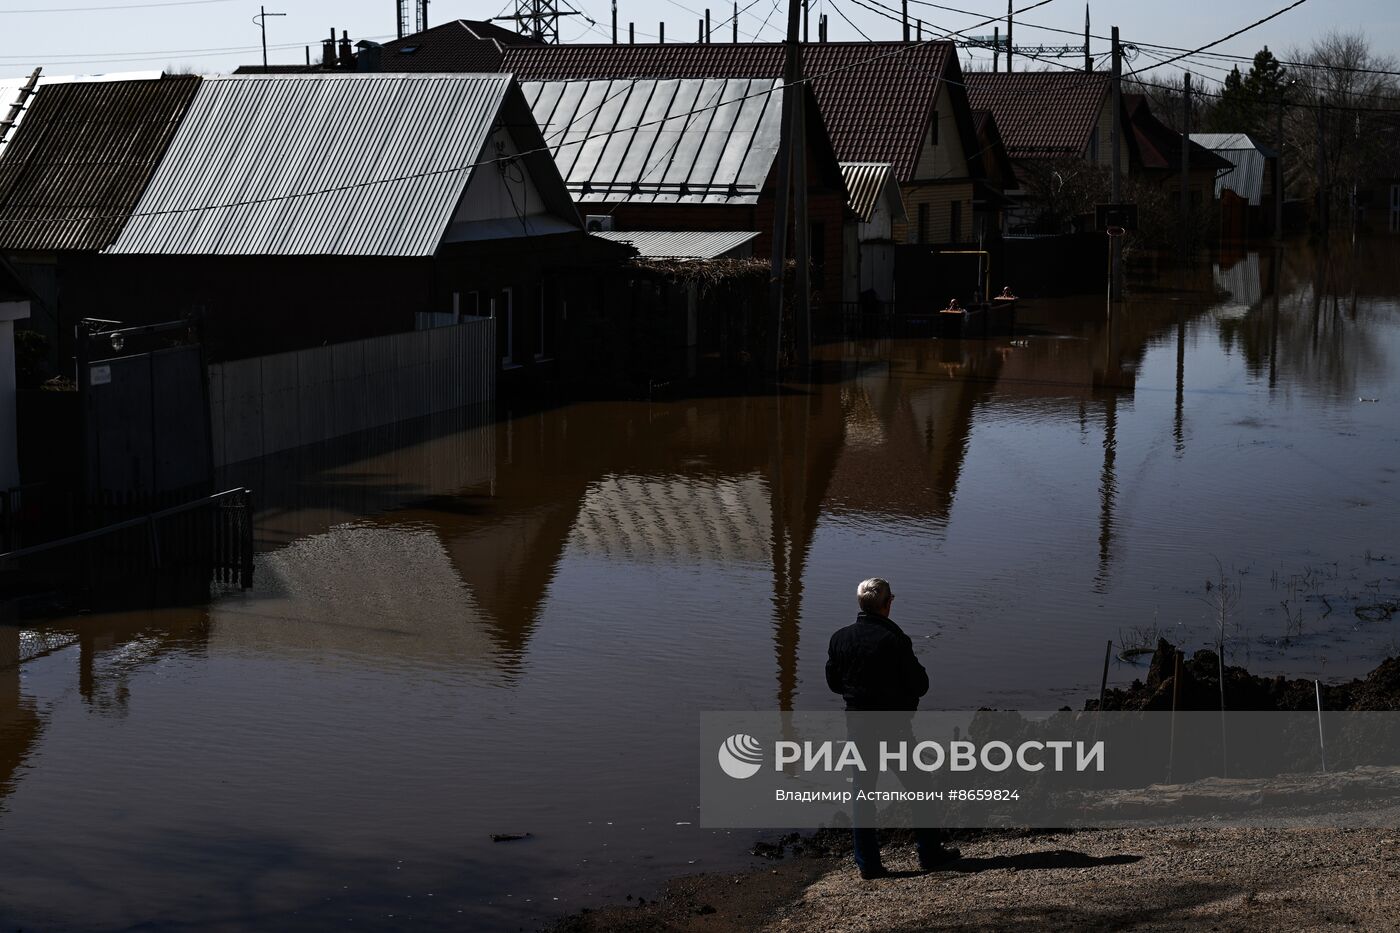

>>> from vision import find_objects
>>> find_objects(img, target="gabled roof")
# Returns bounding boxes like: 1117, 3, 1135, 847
971, 110, 1017, 188
504, 42, 964, 181
1189, 133, 1275, 205
376, 19, 542, 72
1189, 132, 1277, 157
1126, 96, 1233, 174
592, 229, 757, 258
108, 73, 578, 257
840, 162, 905, 223
0, 70, 164, 155
0, 75, 199, 253
524, 77, 787, 205
965, 71, 1111, 161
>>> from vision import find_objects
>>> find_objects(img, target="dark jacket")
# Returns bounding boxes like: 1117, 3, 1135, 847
826, 612, 929, 711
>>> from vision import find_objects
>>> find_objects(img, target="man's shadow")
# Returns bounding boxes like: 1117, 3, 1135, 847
950, 850, 1143, 874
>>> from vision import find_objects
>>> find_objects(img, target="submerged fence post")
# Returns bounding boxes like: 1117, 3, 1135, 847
1315, 679, 1327, 772
239, 488, 254, 589
1098, 638, 1112, 710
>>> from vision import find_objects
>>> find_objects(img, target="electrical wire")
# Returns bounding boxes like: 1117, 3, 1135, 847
0, 0, 233, 12
826, 0, 872, 42
1130, 0, 1310, 75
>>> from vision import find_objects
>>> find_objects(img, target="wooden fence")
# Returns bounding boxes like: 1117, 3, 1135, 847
208, 318, 496, 468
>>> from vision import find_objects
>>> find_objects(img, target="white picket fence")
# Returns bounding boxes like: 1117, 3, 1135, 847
208, 317, 496, 467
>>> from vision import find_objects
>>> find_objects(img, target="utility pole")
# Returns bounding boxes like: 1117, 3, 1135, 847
1110, 25, 1122, 301
706, 7, 711, 41
1316, 96, 1327, 234
993, 26, 999, 72
1181, 72, 1191, 257
769, 0, 807, 371
902, 0, 909, 41
612, 0, 617, 43
1274, 88, 1284, 242
254, 6, 285, 69
1084, 4, 1091, 71
734, 2, 739, 41
803, 0, 808, 42
1006, 0, 1013, 71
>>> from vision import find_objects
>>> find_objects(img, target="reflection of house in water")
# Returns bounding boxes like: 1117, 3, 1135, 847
0, 606, 212, 811
211, 524, 501, 671
1213, 252, 1264, 317
826, 343, 1002, 525
0, 626, 41, 807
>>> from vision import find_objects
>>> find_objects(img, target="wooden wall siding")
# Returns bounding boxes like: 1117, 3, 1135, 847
208, 317, 496, 468
912, 84, 969, 181
1091, 99, 1132, 170
893, 181, 976, 244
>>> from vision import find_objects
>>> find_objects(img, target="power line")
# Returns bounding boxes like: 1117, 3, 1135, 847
826, 0, 872, 42
1130, 0, 1311, 75
0, 0, 1063, 228
0, 0, 232, 12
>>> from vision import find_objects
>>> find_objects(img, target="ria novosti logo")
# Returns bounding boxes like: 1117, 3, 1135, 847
717, 733, 764, 779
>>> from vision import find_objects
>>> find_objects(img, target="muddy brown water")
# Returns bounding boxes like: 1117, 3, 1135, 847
2, 242, 1399, 931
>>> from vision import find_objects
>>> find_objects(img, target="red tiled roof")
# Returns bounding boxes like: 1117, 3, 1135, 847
376, 19, 542, 73
502, 42, 961, 180
965, 71, 1110, 161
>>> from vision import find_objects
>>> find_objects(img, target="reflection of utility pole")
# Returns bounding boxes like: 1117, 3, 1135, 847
254, 6, 286, 69
1174, 311, 1185, 455
1109, 26, 1122, 301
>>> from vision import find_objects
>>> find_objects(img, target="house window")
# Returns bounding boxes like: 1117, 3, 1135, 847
917, 204, 929, 244
950, 201, 962, 242
929, 110, 939, 146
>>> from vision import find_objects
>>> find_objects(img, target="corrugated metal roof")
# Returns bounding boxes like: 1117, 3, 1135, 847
1190, 133, 1271, 205
592, 229, 757, 258
0, 70, 163, 156
522, 77, 783, 205
0, 75, 199, 253
109, 73, 529, 257
965, 72, 1110, 160
505, 42, 957, 181
840, 162, 903, 223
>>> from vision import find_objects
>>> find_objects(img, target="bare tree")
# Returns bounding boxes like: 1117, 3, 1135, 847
1283, 31, 1400, 227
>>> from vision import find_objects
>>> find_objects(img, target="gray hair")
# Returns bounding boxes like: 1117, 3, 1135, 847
856, 577, 892, 612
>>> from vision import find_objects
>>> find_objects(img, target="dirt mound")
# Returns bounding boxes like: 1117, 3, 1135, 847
1092, 639, 1400, 711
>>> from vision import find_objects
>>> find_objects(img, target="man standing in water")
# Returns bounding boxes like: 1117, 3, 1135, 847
826, 577, 960, 879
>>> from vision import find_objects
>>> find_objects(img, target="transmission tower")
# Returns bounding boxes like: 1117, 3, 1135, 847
396, 0, 429, 38
499, 0, 580, 43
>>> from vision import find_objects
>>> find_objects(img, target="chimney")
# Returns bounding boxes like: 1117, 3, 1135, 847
322, 29, 337, 69
338, 30, 353, 68
629, 21, 634, 43
660, 21, 665, 43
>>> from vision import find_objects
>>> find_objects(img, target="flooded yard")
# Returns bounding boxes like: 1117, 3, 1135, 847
2, 240, 1398, 931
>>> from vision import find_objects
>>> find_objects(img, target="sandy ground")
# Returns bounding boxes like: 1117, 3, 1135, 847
553, 827, 1400, 932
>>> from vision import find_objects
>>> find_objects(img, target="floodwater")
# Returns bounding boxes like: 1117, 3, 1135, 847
2, 239, 1398, 931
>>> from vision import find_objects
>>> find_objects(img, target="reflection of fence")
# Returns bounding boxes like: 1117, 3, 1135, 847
815, 300, 909, 340
208, 317, 496, 467
0, 487, 254, 597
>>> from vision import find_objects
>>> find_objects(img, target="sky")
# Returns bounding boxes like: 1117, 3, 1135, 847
0, 0, 1396, 85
